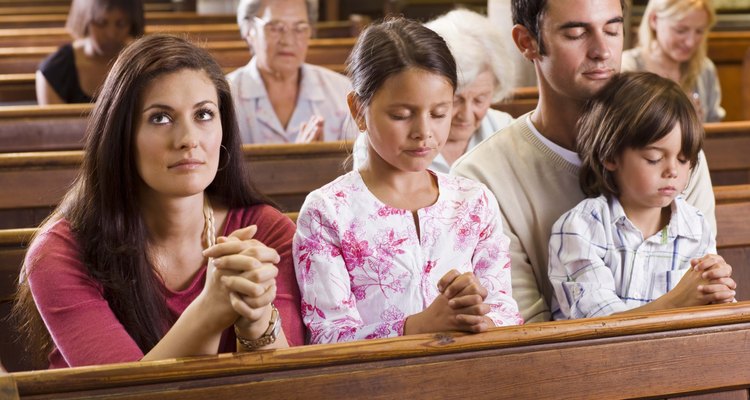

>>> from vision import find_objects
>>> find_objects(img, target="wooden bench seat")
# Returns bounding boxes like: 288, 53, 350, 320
2, 302, 750, 397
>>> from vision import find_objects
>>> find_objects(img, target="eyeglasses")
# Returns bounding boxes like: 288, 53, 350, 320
253, 17, 311, 39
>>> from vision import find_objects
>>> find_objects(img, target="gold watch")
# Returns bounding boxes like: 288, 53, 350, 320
235, 304, 281, 351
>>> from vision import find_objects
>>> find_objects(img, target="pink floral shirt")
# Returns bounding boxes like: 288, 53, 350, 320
293, 171, 522, 344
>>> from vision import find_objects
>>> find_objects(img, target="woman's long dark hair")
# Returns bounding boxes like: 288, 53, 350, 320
14, 34, 272, 365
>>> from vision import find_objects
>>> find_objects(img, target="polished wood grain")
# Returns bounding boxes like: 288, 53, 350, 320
0, 11, 236, 29
4, 302, 750, 398
0, 37, 356, 75
0, 19, 362, 48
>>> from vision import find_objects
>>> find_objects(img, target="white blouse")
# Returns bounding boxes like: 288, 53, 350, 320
293, 170, 522, 344
227, 58, 359, 143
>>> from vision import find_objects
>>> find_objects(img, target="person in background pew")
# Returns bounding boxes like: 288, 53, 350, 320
352, 9, 516, 173
452, 0, 717, 324
293, 18, 523, 345
621, 0, 723, 122
548, 72, 736, 319
35, 0, 145, 105
14, 34, 305, 369
229, 0, 357, 144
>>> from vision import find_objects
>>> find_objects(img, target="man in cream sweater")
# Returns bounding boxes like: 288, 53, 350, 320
453, 0, 716, 323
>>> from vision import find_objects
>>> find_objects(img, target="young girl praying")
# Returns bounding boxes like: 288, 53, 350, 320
548, 72, 736, 320
293, 18, 522, 344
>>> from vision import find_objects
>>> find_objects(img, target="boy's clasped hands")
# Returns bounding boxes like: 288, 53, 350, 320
672, 254, 736, 307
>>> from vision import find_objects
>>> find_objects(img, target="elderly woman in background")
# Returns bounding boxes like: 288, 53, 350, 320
229, 0, 357, 143
352, 9, 516, 172
36, 0, 144, 105
622, 0, 723, 122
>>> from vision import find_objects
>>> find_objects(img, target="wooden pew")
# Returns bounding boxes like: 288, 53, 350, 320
0, 11, 237, 29
0, 24, 243, 48
0, 73, 35, 105
0, 3, 173, 14
708, 31, 750, 122
492, 86, 538, 118
703, 121, 750, 185
0, 12, 364, 35
0, 37, 355, 75
4, 104, 750, 178
0, 104, 89, 151
0, 61, 346, 104
1, 302, 750, 397
0, 0, 170, 7
1, 184, 747, 310
0, 141, 352, 228
0, 85, 536, 153
1, 185, 746, 300
0, 19, 363, 48
1, 186, 750, 375
1, 31, 746, 117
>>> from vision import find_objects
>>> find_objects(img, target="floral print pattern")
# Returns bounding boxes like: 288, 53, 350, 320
293, 171, 522, 344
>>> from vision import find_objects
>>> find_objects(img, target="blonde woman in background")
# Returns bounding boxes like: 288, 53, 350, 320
621, 0, 723, 121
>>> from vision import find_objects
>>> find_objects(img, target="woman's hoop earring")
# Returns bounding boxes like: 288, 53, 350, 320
217, 144, 231, 172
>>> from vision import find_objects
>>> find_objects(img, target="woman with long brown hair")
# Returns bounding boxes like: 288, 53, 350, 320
16, 34, 305, 368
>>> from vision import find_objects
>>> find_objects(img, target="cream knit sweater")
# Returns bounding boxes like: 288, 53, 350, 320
452, 114, 716, 323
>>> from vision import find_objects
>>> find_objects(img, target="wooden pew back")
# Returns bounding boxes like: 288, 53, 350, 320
0, 20, 361, 48
708, 31, 750, 122
0, 37, 355, 75
0, 104, 88, 151
0, 3, 173, 15
0, 11, 237, 29
703, 121, 750, 185
4, 110, 750, 227
0, 141, 352, 228
3, 302, 750, 397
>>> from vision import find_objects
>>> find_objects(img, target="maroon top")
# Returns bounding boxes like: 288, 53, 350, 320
26, 205, 305, 368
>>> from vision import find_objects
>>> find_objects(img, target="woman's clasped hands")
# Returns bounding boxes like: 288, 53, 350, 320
201, 225, 280, 339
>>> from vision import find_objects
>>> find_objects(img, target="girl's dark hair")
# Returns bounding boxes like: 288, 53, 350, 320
14, 34, 271, 365
66, 0, 145, 39
577, 71, 703, 198
346, 17, 457, 110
